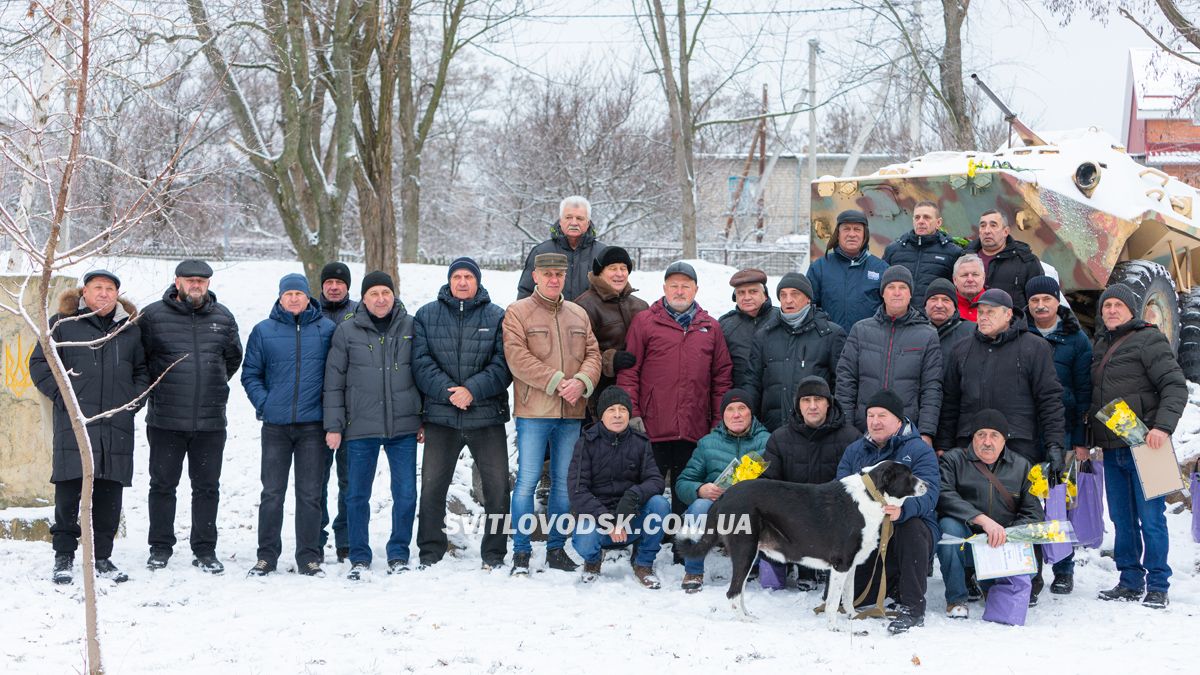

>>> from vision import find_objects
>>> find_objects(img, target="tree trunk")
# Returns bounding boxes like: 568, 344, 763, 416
940, 0, 974, 150
399, 152, 421, 265
650, 0, 699, 258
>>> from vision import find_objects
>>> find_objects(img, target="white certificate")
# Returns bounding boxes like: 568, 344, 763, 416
971, 540, 1036, 580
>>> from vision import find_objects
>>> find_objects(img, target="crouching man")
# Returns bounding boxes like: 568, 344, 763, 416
835, 390, 940, 635
936, 410, 1043, 620
568, 386, 670, 588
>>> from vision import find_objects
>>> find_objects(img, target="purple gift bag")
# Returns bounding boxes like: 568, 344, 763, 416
982, 574, 1032, 626
1069, 462, 1105, 549
1042, 484, 1072, 564
1191, 473, 1200, 544
758, 558, 786, 590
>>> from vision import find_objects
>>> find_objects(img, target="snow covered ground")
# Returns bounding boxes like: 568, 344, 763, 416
1, 256, 1197, 674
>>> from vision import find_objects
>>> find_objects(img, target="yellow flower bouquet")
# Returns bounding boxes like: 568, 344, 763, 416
1004, 520, 1078, 545
715, 451, 770, 489
1095, 397, 1149, 446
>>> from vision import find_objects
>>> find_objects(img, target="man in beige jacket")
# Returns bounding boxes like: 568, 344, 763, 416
503, 252, 601, 576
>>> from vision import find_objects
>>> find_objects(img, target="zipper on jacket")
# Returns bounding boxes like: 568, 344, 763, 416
292, 318, 301, 424
554, 300, 565, 417
191, 312, 201, 432
884, 318, 897, 388
457, 300, 465, 426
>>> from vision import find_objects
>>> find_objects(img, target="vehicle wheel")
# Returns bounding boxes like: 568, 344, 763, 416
1102, 261, 1180, 351
1178, 286, 1200, 381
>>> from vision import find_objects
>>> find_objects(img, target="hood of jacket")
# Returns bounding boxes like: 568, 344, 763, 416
972, 315, 1028, 347
871, 304, 930, 328
1035, 305, 1082, 341
760, 304, 834, 336
160, 285, 218, 314
861, 419, 923, 458
711, 417, 770, 445
968, 234, 1037, 262
58, 287, 138, 322
268, 296, 324, 326
787, 392, 849, 439
350, 297, 409, 332
897, 229, 957, 249
436, 283, 493, 312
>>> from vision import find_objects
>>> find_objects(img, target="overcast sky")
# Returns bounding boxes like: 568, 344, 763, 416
482, 1, 1158, 148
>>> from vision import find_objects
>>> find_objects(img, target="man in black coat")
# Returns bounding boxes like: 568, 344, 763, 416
140, 260, 243, 574
761, 376, 859, 590
923, 277, 973, 362
883, 200, 964, 300
413, 257, 513, 569
317, 261, 357, 561
516, 196, 606, 301
719, 268, 777, 387
1089, 283, 1187, 609
30, 270, 149, 585
937, 289, 1065, 468
966, 210, 1044, 309
744, 273, 845, 432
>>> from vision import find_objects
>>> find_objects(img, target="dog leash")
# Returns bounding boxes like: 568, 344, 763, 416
852, 473, 894, 619
812, 473, 894, 619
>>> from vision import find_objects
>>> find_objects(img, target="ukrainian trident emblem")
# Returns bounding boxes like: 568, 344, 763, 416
4, 334, 34, 397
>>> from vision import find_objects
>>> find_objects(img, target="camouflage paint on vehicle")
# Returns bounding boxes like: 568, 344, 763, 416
810, 129, 1200, 297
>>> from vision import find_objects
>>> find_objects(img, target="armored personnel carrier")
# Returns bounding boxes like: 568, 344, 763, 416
809, 78, 1200, 379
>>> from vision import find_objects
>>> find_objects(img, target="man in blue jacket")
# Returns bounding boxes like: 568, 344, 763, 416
413, 258, 513, 570
836, 389, 940, 635
241, 273, 336, 578
807, 209, 889, 332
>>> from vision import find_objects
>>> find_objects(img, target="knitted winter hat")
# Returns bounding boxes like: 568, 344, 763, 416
1099, 283, 1140, 315
971, 408, 1009, 438
924, 277, 957, 304
448, 257, 482, 282
592, 246, 634, 275
278, 273, 309, 296
721, 388, 752, 415
1024, 275, 1060, 302
596, 386, 633, 416
361, 270, 395, 297
865, 389, 905, 422
880, 265, 914, 293
777, 272, 813, 300
321, 262, 352, 286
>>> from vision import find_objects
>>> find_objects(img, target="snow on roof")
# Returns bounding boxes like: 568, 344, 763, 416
1146, 151, 1200, 165
1128, 48, 1200, 116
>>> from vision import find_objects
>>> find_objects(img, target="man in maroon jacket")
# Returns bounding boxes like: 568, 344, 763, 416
617, 261, 733, 519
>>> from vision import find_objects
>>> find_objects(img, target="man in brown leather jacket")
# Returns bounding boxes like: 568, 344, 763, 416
502, 252, 601, 576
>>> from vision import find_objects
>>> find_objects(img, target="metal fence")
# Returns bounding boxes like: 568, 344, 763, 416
521, 242, 809, 275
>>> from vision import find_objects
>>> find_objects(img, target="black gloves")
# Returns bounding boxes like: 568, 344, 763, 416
613, 350, 637, 371
1046, 444, 1067, 478
615, 488, 641, 519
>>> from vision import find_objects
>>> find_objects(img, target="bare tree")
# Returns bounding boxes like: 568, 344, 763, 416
0, 2, 194, 672
184, 0, 359, 289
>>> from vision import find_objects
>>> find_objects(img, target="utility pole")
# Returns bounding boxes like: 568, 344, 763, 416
806, 38, 819, 234
908, 0, 923, 151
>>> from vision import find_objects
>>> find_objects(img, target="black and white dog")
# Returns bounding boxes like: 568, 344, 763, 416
674, 460, 928, 627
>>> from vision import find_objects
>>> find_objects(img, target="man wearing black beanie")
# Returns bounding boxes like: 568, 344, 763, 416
316, 261, 358, 561
835, 389, 940, 634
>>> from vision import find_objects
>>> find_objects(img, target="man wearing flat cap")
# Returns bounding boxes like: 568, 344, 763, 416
618, 261, 733, 522
719, 268, 777, 387
140, 260, 243, 574
32, 269, 148, 585
806, 209, 889, 332
936, 409, 1044, 620
744, 272, 845, 432
503, 252, 602, 575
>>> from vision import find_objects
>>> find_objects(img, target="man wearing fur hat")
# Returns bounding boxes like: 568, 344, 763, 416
32, 270, 149, 585
936, 410, 1044, 620
836, 265, 942, 446
241, 273, 337, 578
141, 259, 243, 574
836, 389, 941, 634
573, 245, 649, 415
1088, 283, 1186, 610
806, 209, 889, 332
743, 272, 845, 431
719, 268, 777, 387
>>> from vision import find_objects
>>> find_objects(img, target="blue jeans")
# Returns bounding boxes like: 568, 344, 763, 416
682, 498, 714, 575
1104, 447, 1171, 592
345, 435, 418, 565
937, 517, 978, 604
511, 418, 581, 554
572, 495, 671, 567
